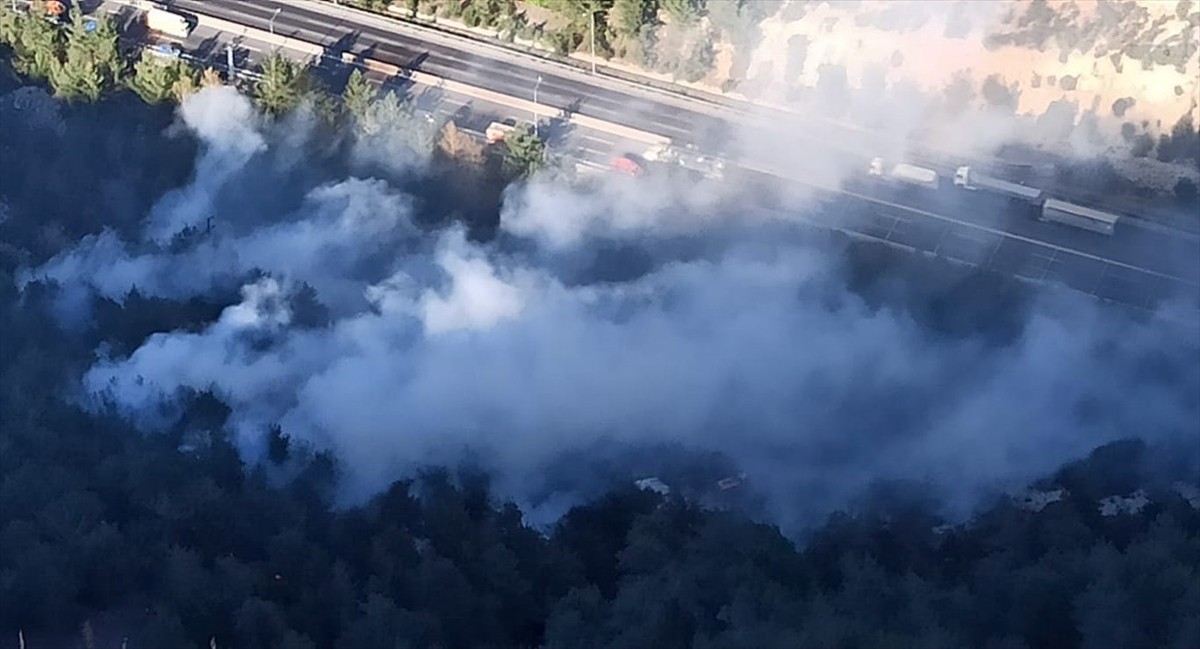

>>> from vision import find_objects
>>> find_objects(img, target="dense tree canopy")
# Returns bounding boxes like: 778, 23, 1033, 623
1, 8, 1198, 649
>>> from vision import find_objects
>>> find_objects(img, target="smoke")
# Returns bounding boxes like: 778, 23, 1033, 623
737, 0, 1199, 166
143, 86, 265, 243
18, 86, 1200, 534
500, 170, 776, 250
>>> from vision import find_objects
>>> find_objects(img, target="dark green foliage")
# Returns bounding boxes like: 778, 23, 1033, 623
267, 426, 291, 465
613, 0, 657, 38
661, 0, 704, 25
1156, 112, 1200, 164
347, 0, 394, 11
982, 74, 1017, 109
1131, 132, 1155, 158
1111, 97, 1134, 118
340, 68, 375, 125
1174, 177, 1198, 202
0, 4, 120, 99
2, 44, 1199, 649
254, 52, 312, 117
502, 123, 547, 178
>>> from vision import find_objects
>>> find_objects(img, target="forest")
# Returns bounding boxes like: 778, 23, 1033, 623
2, 6, 1200, 649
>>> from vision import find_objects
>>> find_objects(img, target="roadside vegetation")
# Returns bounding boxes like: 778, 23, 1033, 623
339, 0, 1200, 208
347, 0, 780, 84
0, 3, 551, 184
2, 7, 1200, 649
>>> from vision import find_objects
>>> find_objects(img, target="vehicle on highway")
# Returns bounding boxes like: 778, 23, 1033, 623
144, 6, 193, 39
644, 142, 725, 180
954, 166, 1118, 235
1039, 199, 1120, 236
611, 155, 644, 176
485, 121, 516, 144
953, 166, 1043, 203
643, 143, 675, 164
868, 158, 939, 190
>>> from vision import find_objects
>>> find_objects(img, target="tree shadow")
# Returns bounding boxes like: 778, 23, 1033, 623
540, 115, 573, 149
191, 33, 222, 64
414, 85, 445, 115
314, 31, 365, 90
406, 50, 429, 71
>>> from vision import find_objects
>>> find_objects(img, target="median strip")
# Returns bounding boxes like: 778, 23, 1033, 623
342, 53, 668, 146
165, 0, 672, 147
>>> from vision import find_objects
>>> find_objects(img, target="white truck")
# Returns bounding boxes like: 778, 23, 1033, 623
1039, 199, 1120, 236
953, 166, 1043, 203
644, 142, 725, 180
485, 122, 516, 144
145, 7, 193, 39
868, 157, 939, 189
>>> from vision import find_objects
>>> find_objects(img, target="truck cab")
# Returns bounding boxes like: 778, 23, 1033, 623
953, 166, 971, 187
485, 121, 516, 144
611, 155, 644, 176
868, 157, 886, 177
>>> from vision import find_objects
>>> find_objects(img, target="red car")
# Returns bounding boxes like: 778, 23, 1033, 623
610, 155, 643, 176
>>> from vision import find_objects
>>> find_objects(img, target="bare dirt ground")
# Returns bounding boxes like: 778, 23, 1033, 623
738, 1, 1198, 171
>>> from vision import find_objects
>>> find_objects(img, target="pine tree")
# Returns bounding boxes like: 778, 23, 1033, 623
53, 8, 120, 100
254, 51, 309, 117
613, 0, 657, 38
502, 124, 546, 178
13, 9, 62, 80
341, 69, 375, 125
0, 4, 24, 44
661, 0, 703, 24
129, 50, 177, 104
356, 89, 408, 136
171, 69, 200, 103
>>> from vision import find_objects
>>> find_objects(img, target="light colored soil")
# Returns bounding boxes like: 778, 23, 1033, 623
739, 1, 1199, 160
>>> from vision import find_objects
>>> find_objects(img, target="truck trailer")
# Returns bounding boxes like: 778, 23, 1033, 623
953, 166, 1043, 202
485, 122, 516, 144
868, 158, 939, 189
145, 7, 193, 39
1040, 199, 1120, 236
644, 142, 725, 180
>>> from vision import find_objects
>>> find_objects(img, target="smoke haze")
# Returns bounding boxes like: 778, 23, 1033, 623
17, 86, 1200, 533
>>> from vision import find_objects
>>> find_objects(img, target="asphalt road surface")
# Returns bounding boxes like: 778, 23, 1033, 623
168, 0, 732, 146
172, 0, 1199, 226
132, 1, 1200, 318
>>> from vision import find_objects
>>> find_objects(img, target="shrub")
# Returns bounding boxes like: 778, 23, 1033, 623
1173, 177, 1197, 202
1130, 132, 1154, 158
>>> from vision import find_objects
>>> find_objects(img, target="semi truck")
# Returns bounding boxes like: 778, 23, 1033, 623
644, 142, 725, 180
1039, 199, 1120, 236
956, 166, 1119, 235
145, 6, 193, 39
868, 157, 939, 189
953, 166, 1043, 203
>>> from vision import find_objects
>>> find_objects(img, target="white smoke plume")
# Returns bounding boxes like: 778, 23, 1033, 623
143, 87, 266, 243
737, 0, 1198, 161
23, 84, 1200, 534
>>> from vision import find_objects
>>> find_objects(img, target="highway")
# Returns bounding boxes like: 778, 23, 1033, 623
103, 2, 650, 172
168, 0, 732, 145
124, 1, 1199, 318
168, 1, 1200, 226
